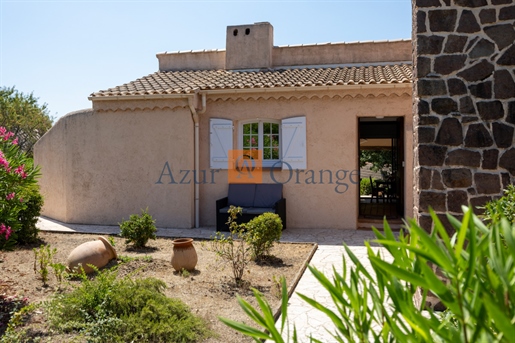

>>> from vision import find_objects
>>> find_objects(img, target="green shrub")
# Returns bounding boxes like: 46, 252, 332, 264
119, 208, 156, 248
17, 186, 43, 244
482, 184, 515, 226
360, 177, 372, 195
245, 212, 282, 260
221, 206, 515, 342
210, 206, 251, 285
46, 269, 212, 342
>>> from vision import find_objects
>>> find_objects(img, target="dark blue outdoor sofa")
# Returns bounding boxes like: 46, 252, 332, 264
216, 183, 286, 232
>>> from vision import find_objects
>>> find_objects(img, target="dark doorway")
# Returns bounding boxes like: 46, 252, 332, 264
358, 117, 404, 220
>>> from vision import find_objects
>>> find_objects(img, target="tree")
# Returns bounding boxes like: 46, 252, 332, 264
360, 149, 392, 179
0, 87, 53, 155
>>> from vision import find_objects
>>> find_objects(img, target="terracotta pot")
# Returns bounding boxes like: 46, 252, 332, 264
67, 236, 117, 274
171, 238, 197, 272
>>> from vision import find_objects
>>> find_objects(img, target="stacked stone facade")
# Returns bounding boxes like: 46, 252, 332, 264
413, 0, 515, 228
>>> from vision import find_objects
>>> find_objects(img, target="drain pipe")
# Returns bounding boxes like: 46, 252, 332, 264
188, 92, 206, 228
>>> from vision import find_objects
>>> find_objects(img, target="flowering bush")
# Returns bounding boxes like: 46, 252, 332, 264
0, 127, 41, 250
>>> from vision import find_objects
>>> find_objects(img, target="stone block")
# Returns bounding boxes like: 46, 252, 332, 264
469, 81, 492, 99
417, 35, 445, 55
492, 0, 512, 4
498, 45, 515, 65
447, 190, 469, 213
445, 149, 481, 167
434, 55, 467, 75
470, 196, 492, 214
419, 115, 440, 125
468, 187, 477, 195
418, 145, 448, 166
494, 70, 515, 99
432, 98, 458, 115
479, 9, 496, 24
420, 191, 447, 212
417, 57, 432, 78
485, 24, 515, 50
429, 10, 457, 32
474, 173, 501, 194
418, 79, 447, 96
417, 99, 430, 115
507, 101, 515, 125
460, 96, 476, 114
420, 167, 432, 190
462, 116, 479, 123
435, 117, 463, 145
448, 78, 467, 95
455, 0, 487, 6
502, 173, 511, 189
432, 170, 445, 190
499, 148, 515, 175
416, 0, 442, 6
457, 10, 481, 33
469, 39, 495, 59
457, 59, 494, 82
419, 127, 435, 143
499, 5, 515, 20
417, 11, 427, 33
492, 122, 514, 148
478, 101, 504, 120
442, 168, 473, 188
418, 214, 433, 232
482, 149, 499, 170
444, 35, 468, 53
465, 123, 494, 147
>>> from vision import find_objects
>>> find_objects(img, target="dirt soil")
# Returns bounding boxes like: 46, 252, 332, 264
0, 231, 315, 342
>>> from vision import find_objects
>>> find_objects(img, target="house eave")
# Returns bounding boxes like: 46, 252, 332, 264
88, 82, 412, 101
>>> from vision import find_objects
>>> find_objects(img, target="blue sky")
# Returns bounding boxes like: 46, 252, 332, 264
1, 0, 412, 121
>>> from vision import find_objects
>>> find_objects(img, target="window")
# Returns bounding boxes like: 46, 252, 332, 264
241, 120, 280, 166
210, 116, 306, 170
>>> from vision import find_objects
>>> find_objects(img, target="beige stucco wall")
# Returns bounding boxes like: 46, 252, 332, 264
199, 86, 413, 229
34, 100, 195, 228
157, 39, 411, 72
36, 86, 412, 230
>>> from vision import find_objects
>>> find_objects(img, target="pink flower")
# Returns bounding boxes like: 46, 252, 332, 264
14, 165, 26, 179
6, 192, 15, 200
0, 127, 6, 136
3, 132, 14, 141
12, 138, 18, 145
0, 150, 8, 170
0, 223, 11, 240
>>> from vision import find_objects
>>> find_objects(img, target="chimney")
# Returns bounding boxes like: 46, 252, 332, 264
225, 22, 273, 70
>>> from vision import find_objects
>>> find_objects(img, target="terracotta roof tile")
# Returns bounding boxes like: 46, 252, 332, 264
91, 64, 412, 97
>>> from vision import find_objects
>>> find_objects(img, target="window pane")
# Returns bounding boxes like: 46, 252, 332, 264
251, 135, 258, 147
272, 134, 279, 147
272, 147, 279, 159
263, 122, 270, 133
251, 123, 258, 134
243, 136, 250, 148
243, 123, 250, 134
272, 123, 279, 134
264, 134, 271, 148
264, 148, 271, 160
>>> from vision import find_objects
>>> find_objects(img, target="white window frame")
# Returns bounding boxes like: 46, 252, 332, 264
238, 119, 281, 168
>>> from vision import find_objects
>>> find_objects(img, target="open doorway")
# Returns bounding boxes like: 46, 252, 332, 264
358, 117, 404, 220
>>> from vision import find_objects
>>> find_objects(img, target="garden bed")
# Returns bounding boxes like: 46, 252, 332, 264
0, 231, 316, 342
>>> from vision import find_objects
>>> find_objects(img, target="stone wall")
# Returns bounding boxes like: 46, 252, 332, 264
413, 0, 515, 228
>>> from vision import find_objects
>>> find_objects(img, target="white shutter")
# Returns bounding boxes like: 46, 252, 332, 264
210, 118, 233, 169
281, 116, 307, 170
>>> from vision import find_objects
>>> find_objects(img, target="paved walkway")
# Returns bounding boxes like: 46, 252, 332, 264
37, 217, 381, 343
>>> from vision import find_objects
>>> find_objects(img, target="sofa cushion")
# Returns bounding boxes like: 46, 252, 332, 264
227, 184, 256, 207
219, 206, 250, 214
253, 183, 283, 208
245, 207, 275, 215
